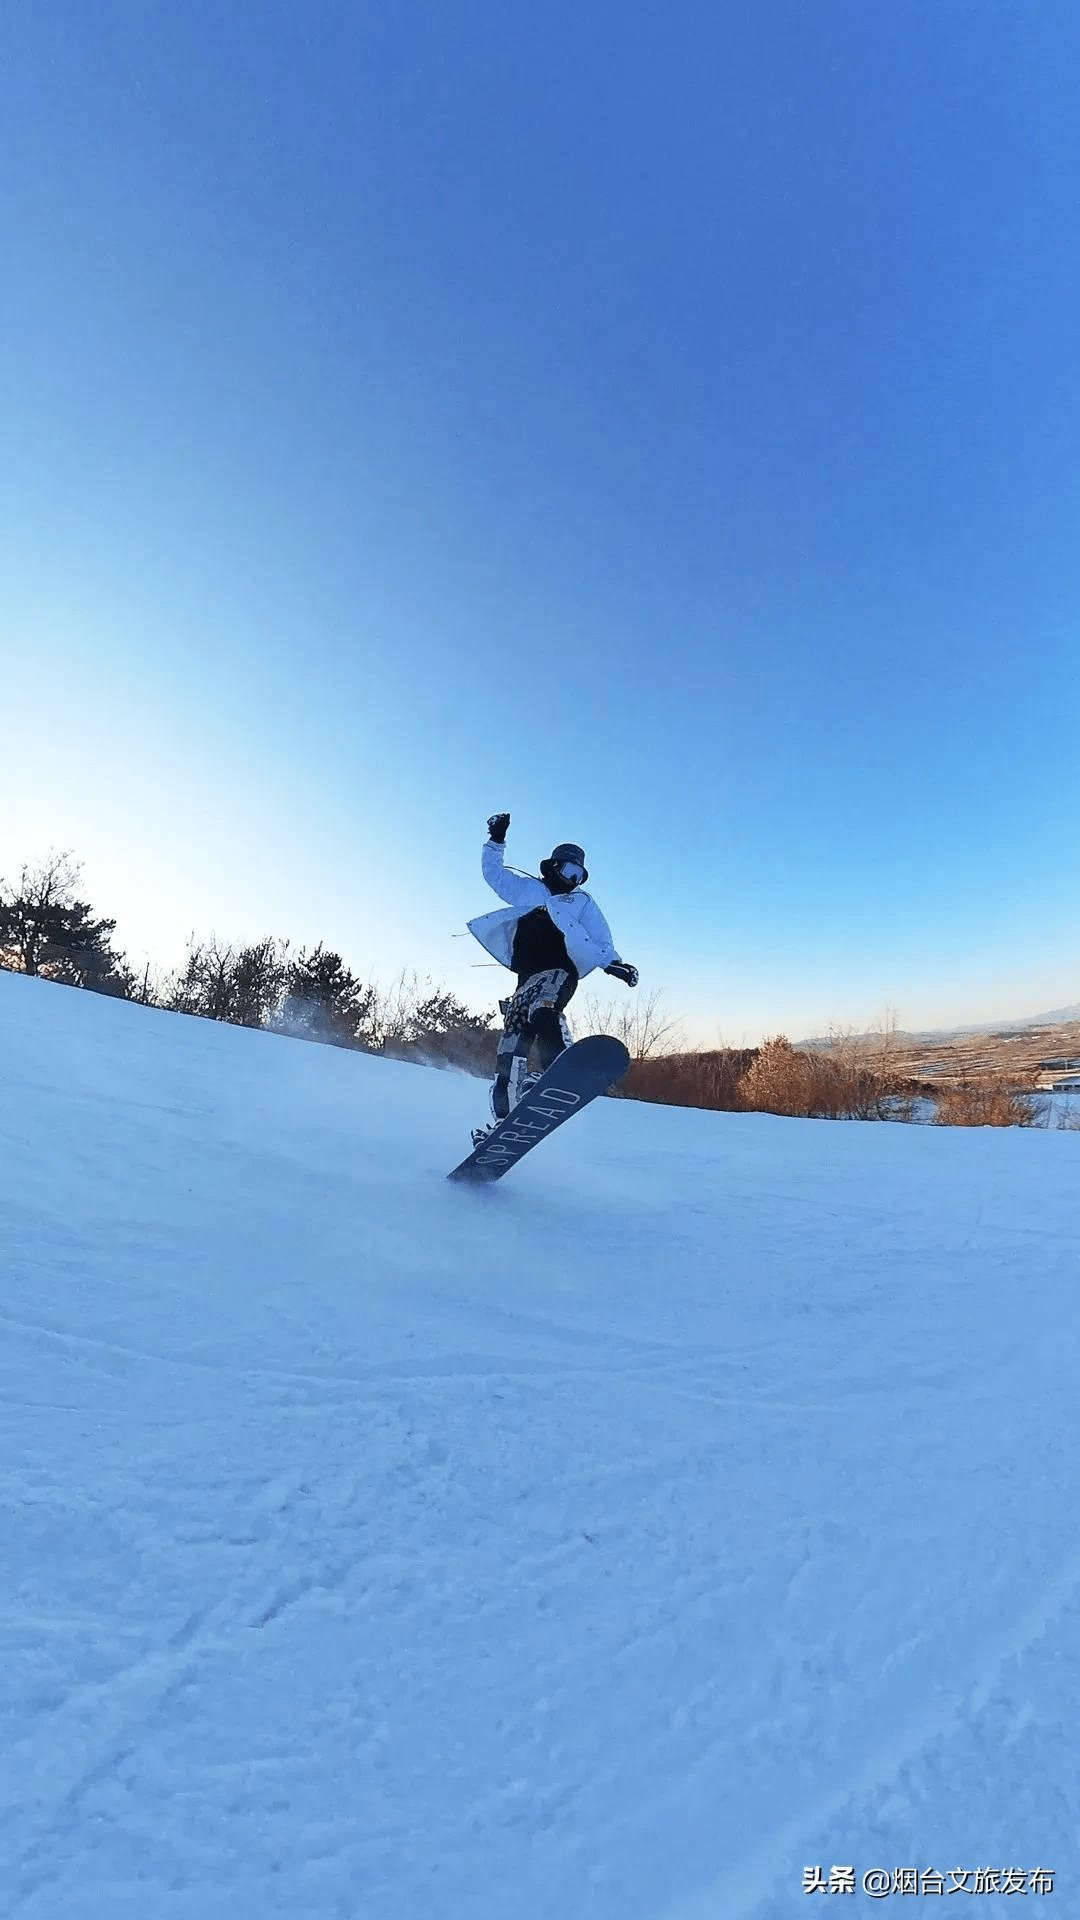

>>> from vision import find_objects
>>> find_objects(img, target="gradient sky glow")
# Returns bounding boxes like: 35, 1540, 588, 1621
4, 0, 1079, 1045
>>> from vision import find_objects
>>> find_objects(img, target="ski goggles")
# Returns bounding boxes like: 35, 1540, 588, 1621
556, 859, 585, 885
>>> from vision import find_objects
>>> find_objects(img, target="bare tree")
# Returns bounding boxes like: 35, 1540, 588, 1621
361, 970, 495, 1057
129, 959, 167, 1007
166, 934, 286, 1027
0, 852, 78, 974
0, 852, 133, 995
578, 983, 681, 1060
167, 935, 233, 1021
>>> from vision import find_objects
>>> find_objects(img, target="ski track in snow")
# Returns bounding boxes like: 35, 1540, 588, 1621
1, 972, 1078, 1918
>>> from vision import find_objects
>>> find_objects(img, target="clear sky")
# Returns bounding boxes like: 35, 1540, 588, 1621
4, 0, 1078, 1046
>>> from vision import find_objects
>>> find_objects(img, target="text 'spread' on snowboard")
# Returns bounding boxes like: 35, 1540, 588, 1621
448, 1036, 630, 1185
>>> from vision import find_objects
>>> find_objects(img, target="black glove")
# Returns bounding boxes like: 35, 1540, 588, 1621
487, 812, 510, 844
605, 961, 638, 988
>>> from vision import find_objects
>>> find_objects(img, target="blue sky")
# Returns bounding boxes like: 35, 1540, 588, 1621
3, 0, 1078, 1045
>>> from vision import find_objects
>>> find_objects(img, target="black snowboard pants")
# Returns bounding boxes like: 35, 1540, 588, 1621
491, 967, 577, 1119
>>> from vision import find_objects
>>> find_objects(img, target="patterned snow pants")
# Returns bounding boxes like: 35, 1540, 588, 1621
491, 968, 576, 1119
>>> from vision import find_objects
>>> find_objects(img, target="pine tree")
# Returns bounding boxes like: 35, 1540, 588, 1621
0, 854, 134, 997
279, 945, 375, 1046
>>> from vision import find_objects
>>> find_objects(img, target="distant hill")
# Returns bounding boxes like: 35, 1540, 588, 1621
797, 1002, 1080, 1090
917, 1002, 1080, 1039
801, 1002, 1080, 1048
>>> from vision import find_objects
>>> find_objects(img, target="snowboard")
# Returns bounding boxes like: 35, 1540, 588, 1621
447, 1035, 631, 1185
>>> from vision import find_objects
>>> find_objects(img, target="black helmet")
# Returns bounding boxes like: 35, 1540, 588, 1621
540, 841, 588, 891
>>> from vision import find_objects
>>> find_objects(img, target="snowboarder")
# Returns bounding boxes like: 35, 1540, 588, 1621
468, 812, 638, 1132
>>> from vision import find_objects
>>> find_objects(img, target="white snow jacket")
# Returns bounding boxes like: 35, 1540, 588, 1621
468, 839, 622, 980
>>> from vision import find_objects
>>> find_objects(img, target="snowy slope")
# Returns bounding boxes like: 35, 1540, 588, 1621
2, 971, 1078, 1919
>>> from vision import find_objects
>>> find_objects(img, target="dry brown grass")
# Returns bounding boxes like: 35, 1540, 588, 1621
436, 988, 1078, 1130
734, 1032, 914, 1121
597, 1011, 1080, 1129
931, 1073, 1048, 1128
869, 1019, 1080, 1090
615, 1027, 915, 1121
620, 1048, 758, 1111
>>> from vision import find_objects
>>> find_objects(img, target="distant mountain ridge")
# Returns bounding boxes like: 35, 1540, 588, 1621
922, 1002, 1080, 1038
800, 1002, 1080, 1048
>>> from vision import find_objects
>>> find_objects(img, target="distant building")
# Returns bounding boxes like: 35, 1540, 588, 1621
1035, 1058, 1080, 1091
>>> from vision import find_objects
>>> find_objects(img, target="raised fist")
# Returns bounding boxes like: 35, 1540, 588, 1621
487, 813, 510, 844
